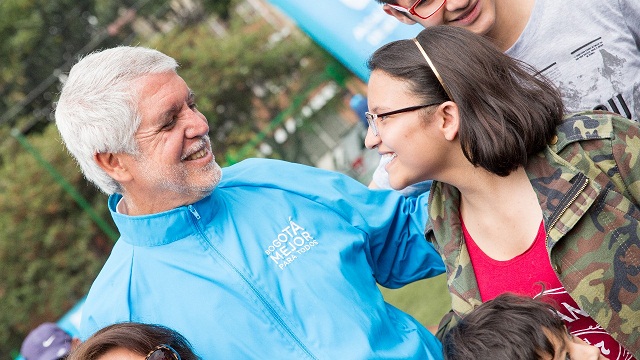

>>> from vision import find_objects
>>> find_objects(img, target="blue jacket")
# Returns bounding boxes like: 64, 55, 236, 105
80, 159, 445, 359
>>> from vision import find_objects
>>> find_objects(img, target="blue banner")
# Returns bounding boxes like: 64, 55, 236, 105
266, 0, 421, 81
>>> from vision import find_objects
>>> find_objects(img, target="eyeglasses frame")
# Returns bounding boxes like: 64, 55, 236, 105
145, 344, 181, 360
387, 0, 447, 20
365, 103, 440, 137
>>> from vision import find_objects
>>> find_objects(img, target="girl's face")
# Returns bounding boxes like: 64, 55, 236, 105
364, 70, 452, 190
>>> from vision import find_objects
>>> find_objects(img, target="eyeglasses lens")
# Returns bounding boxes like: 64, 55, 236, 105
414, 0, 446, 19
147, 348, 178, 360
364, 113, 378, 136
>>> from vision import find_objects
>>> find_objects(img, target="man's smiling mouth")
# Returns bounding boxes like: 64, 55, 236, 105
184, 148, 207, 161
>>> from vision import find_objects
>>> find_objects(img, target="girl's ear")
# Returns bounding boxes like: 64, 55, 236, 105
382, 4, 418, 25
436, 101, 460, 141
94, 152, 133, 183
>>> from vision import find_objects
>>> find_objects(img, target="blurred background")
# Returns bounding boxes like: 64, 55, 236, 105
0, 0, 449, 357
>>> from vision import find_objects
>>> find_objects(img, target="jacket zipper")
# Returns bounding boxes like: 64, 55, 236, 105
546, 174, 589, 236
187, 205, 318, 360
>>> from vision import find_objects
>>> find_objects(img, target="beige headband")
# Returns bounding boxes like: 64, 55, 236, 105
412, 38, 454, 101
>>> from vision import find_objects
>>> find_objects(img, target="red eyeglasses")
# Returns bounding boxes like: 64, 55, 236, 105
387, 0, 447, 20
145, 344, 181, 360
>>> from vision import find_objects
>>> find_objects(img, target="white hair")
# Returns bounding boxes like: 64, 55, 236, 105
55, 46, 179, 194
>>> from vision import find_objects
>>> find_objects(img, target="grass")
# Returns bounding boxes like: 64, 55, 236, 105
379, 273, 451, 331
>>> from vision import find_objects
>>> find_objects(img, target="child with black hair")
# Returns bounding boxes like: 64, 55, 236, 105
442, 293, 608, 360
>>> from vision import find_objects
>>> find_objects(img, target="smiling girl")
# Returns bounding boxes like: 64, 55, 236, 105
365, 25, 640, 359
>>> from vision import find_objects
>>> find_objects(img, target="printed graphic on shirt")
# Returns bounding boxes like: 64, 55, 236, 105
537, 37, 638, 121
263, 216, 319, 270
541, 287, 635, 360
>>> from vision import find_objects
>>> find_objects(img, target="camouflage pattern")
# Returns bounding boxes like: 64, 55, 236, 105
426, 111, 640, 357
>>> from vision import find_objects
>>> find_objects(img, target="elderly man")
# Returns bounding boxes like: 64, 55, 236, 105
54, 46, 444, 359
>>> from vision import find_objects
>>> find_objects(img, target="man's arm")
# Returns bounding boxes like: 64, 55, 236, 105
230, 158, 445, 287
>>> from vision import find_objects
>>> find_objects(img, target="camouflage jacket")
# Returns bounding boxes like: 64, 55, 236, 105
426, 111, 640, 357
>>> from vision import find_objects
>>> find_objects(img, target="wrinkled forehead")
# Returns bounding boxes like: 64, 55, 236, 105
131, 72, 192, 127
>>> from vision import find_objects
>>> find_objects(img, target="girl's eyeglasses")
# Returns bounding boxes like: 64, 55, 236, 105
365, 103, 440, 136
145, 344, 181, 360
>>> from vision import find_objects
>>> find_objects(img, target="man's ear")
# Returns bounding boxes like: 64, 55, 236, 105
94, 152, 133, 183
382, 4, 418, 25
436, 101, 460, 141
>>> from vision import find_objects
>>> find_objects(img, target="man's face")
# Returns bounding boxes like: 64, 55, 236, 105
118, 71, 221, 214
385, 0, 497, 36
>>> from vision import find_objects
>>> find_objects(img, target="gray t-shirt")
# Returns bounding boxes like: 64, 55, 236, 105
507, 0, 640, 121
372, 0, 640, 193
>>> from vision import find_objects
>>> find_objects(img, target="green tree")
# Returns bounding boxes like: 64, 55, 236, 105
0, 0, 121, 356
0, 1, 236, 355
0, 0, 127, 132
0, 0, 218, 132
0, 126, 114, 356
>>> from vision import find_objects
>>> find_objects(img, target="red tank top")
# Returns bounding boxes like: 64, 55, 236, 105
463, 219, 635, 360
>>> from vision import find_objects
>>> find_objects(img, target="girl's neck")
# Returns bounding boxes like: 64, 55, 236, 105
457, 167, 543, 260
458, 167, 534, 215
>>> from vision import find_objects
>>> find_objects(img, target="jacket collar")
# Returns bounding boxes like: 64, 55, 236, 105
526, 148, 602, 247
426, 182, 481, 316
108, 192, 221, 246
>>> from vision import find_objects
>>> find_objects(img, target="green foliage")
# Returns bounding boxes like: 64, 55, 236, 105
0, 0, 128, 355
202, 0, 233, 20
0, 126, 113, 355
380, 275, 451, 330
0, 0, 128, 131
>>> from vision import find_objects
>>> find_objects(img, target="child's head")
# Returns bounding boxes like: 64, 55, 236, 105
442, 293, 604, 360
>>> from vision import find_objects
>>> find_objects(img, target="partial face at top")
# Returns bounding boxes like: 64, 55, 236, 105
97, 348, 146, 360
364, 70, 452, 189
114, 72, 222, 214
384, 0, 497, 36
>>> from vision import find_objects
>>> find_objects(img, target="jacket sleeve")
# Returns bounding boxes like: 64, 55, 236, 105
304, 166, 445, 288
312, 174, 446, 288
362, 189, 445, 288
79, 241, 133, 340
435, 309, 461, 341
611, 115, 640, 206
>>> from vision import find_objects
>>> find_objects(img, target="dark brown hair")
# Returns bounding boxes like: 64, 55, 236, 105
367, 26, 564, 176
67, 322, 200, 360
442, 293, 567, 360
